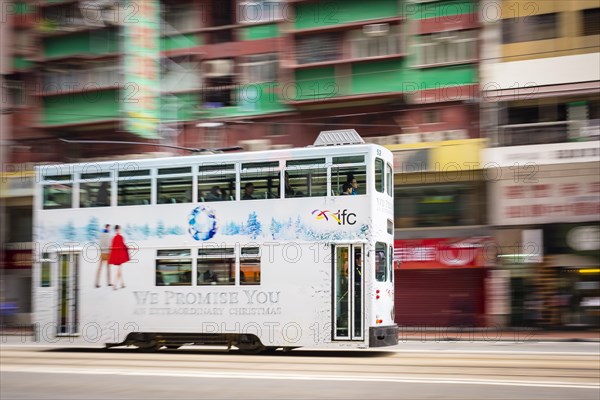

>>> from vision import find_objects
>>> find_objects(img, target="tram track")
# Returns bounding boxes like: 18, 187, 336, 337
1, 347, 599, 387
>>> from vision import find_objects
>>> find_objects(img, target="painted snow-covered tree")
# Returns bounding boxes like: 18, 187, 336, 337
246, 212, 262, 239
223, 221, 241, 235
168, 225, 184, 235
61, 221, 76, 241
156, 221, 165, 238
294, 216, 303, 239
270, 217, 283, 239
86, 217, 99, 242
141, 223, 150, 239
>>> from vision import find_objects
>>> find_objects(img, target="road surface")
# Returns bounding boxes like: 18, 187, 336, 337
1, 341, 598, 399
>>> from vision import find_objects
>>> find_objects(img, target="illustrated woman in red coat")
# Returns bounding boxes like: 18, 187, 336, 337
108, 225, 130, 290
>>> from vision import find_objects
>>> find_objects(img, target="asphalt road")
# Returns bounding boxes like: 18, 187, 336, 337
1, 342, 599, 400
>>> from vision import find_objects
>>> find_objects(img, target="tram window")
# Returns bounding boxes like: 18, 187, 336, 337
386, 163, 393, 197
240, 247, 261, 285
199, 163, 235, 173
80, 181, 111, 207
241, 169, 280, 200
332, 155, 364, 164
286, 158, 326, 167
284, 166, 327, 198
157, 249, 191, 257
157, 177, 192, 204
375, 242, 387, 282
118, 169, 150, 178
198, 173, 236, 202
118, 179, 151, 206
197, 247, 235, 285
81, 172, 110, 181
156, 259, 192, 286
41, 253, 52, 287
389, 246, 394, 283
43, 184, 72, 209
158, 167, 191, 175
331, 166, 366, 196
375, 158, 384, 193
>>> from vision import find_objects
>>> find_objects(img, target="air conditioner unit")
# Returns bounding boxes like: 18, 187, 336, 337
204, 60, 234, 77
363, 136, 381, 144
424, 131, 445, 142
363, 23, 389, 37
270, 144, 293, 150
398, 133, 421, 144
379, 135, 396, 145
239, 139, 271, 152
444, 129, 468, 140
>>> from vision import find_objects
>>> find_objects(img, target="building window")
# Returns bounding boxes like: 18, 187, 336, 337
297, 33, 341, 65
161, 56, 201, 92
162, 1, 201, 33
414, 30, 477, 66
423, 109, 441, 124
502, 13, 558, 43
238, 0, 284, 24
395, 183, 485, 228
582, 8, 600, 36
349, 24, 401, 59
4, 80, 25, 107
203, 59, 236, 108
13, 29, 34, 55
240, 54, 278, 83
43, 61, 121, 93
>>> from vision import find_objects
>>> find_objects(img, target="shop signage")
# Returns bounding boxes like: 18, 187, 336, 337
544, 223, 600, 260
122, 0, 160, 139
490, 174, 600, 225
0, 249, 32, 269
484, 141, 600, 167
393, 237, 493, 269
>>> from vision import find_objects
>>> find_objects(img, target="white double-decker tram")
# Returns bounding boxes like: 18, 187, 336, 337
33, 130, 397, 352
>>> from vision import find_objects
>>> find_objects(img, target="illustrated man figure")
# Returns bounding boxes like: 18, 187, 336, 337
95, 224, 112, 287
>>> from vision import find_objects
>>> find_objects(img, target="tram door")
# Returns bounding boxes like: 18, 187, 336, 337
333, 244, 364, 341
57, 252, 79, 335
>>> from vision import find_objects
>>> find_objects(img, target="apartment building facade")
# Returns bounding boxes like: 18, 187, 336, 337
481, 0, 600, 327
1, 0, 491, 327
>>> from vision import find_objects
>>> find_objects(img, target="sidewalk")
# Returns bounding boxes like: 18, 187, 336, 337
396, 327, 600, 342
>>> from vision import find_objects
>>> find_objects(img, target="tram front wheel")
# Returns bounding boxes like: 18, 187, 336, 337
236, 335, 265, 354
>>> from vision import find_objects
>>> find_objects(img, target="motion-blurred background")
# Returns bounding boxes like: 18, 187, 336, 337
1, 0, 598, 330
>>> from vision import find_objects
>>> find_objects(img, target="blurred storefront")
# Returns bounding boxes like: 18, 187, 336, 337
393, 237, 492, 327
486, 142, 600, 328
388, 139, 494, 327
0, 170, 34, 325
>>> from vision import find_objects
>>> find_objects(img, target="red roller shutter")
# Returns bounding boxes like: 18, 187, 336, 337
394, 269, 486, 327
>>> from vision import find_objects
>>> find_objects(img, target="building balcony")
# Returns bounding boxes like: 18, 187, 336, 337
497, 120, 600, 147
40, 66, 122, 96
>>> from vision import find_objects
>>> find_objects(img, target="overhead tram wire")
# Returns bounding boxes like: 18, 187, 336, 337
59, 139, 242, 153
